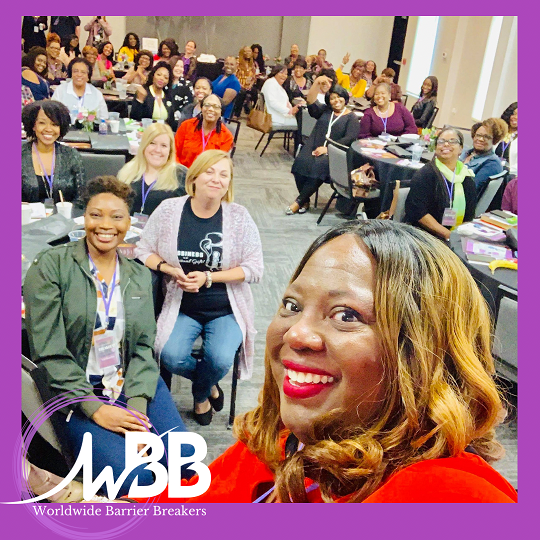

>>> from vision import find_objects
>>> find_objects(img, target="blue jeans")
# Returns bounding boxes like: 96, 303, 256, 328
64, 377, 193, 497
161, 313, 243, 404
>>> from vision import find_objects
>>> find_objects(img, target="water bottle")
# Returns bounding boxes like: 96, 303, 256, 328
410, 143, 423, 164
99, 118, 108, 135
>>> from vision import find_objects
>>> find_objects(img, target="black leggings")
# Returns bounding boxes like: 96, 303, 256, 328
294, 173, 326, 207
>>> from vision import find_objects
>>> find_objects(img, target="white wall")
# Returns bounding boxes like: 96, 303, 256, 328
79, 16, 126, 52
307, 16, 394, 75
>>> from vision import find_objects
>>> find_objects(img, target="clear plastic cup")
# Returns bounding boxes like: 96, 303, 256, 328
68, 230, 86, 242
142, 118, 153, 129
22, 204, 32, 225
56, 201, 73, 219
109, 120, 120, 134
109, 112, 120, 121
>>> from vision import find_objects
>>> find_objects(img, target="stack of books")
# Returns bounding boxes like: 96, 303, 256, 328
479, 210, 517, 230
461, 238, 514, 264
456, 221, 507, 242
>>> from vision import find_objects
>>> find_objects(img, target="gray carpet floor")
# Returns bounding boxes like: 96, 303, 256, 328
170, 117, 518, 490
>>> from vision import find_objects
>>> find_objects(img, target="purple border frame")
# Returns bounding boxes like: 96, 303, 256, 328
5, 7, 531, 540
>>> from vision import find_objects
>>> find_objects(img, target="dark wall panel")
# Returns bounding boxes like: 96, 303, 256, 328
125, 16, 310, 60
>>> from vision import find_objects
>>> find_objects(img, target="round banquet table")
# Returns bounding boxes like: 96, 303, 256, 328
449, 231, 517, 317
350, 140, 423, 212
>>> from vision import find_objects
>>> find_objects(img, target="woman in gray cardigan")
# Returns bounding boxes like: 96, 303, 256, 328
22, 100, 86, 204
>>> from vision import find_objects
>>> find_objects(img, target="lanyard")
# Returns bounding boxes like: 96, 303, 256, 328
324, 110, 346, 146
378, 108, 389, 133
77, 94, 84, 110
201, 128, 214, 151
501, 133, 516, 156
444, 169, 457, 206
88, 254, 118, 325
140, 175, 157, 213
33, 143, 56, 197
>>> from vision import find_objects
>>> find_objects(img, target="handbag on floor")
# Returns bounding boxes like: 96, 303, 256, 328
351, 164, 378, 197
247, 94, 272, 133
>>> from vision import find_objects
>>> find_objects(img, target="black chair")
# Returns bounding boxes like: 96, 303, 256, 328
255, 127, 298, 157
401, 94, 409, 107
223, 118, 241, 158
79, 152, 126, 182
492, 286, 517, 383
317, 143, 380, 225
475, 170, 508, 217
425, 106, 439, 129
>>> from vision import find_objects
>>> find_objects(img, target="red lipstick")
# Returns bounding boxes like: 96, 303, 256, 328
283, 375, 333, 399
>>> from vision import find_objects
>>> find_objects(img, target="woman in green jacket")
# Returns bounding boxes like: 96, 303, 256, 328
23, 176, 189, 497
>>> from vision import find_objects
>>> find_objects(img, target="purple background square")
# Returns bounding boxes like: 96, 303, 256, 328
4, 6, 531, 540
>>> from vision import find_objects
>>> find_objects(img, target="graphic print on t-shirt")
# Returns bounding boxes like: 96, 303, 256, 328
178, 231, 223, 271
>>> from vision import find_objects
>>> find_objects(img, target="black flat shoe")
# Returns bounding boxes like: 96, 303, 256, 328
193, 407, 213, 426
208, 384, 225, 412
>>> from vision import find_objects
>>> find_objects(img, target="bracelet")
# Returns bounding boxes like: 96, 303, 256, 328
204, 271, 212, 288
156, 260, 167, 273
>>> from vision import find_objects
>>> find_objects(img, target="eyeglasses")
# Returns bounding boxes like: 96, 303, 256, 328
436, 138, 460, 146
203, 103, 222, 110
473, 133, 493, 141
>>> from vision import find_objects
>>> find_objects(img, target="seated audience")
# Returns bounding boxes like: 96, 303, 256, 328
495, 102, 517, 175
130, 61, 174, 123
309, 48, 333, 75
167, 56, 194, 131
118, 122, 187, 216
411, 76, 438, 128
179, 40, 197, 80
261, 65, 300, 129
45, 33, 67, 82
22, 16, 48, 53
232, 46, 258, 118
23, 175, 190, 498
284, 59, 312, 104
138, 219, 517, 503
359, 82, 417, 138
174, 94, 234, 168
286, 80, 360, 215
365, 68, 402, 102
22, 47, 49, 101
22, 85, 34, 109
284, 44, 305, 75
362, 60, 377, 89
405, 127, 476, 240
84, 16, 112, 46
154, 38, 178, 63
461, 118, 507, 193
212, 56, 242, 119
336, 54, 367, 98
175, 77, 213, 127
97, 41, 116, 80
122, 50, 153, 86
52, 57, 109, 119
135, 150, 263, 426
501, 177, 517, 214
251, 43, 265, 74
118, 32, 140, 63
82, 45, 105, 82
22, 100, 86, 204
59, 34, 80, 67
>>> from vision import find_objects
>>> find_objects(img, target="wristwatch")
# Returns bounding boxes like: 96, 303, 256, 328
204, 271, 212, 288
156, 260, 167, 272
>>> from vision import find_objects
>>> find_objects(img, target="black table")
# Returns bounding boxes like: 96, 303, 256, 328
196, 61, 224, 81
350, 140, 424, 212
449, 231, 517, 316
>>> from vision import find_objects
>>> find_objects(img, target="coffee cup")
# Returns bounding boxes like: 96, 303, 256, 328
22, 204, 32, 225
56, 201, 73, 219
109, 119, 120, 134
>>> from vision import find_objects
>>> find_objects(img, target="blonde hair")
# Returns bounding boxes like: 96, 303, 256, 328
235, 221, 505, 502
185, 150, 234, 202
117, 123, 179, 191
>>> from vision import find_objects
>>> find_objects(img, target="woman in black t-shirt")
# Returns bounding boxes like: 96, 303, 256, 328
117, 123, 186, 216
136, 150, 264, 426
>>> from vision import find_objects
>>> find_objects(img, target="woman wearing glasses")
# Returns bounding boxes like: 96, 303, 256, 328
405, 127, 476, 240
460, 118, 507, 194
174, 94, 234, 168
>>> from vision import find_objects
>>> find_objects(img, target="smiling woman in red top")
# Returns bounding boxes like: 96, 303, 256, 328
174, 94, 234, 168
141, 220, 516, 504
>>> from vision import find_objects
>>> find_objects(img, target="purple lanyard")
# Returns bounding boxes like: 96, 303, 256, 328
444, 170, 457, 206
202, 129, 214, 151
500, 134, 515, 156
379, 110, 389, 133
140, 175, 157, 213
88, 254, 118, 325
33, 143, 56, 196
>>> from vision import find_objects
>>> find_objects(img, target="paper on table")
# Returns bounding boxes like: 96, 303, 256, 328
396, 159, 424, 168
361, 148, 385, 154
29, 203, 46, 218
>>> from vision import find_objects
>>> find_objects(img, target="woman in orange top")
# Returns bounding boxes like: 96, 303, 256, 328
174, 94, 233, 168
139, 220, 516, 504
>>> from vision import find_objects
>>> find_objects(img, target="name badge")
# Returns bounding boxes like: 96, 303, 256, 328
44, 198, 55, 216
94, 331, 120, 369
133, 212, 149, 228
34, 26, 39, 33
442, 208, 457, 227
